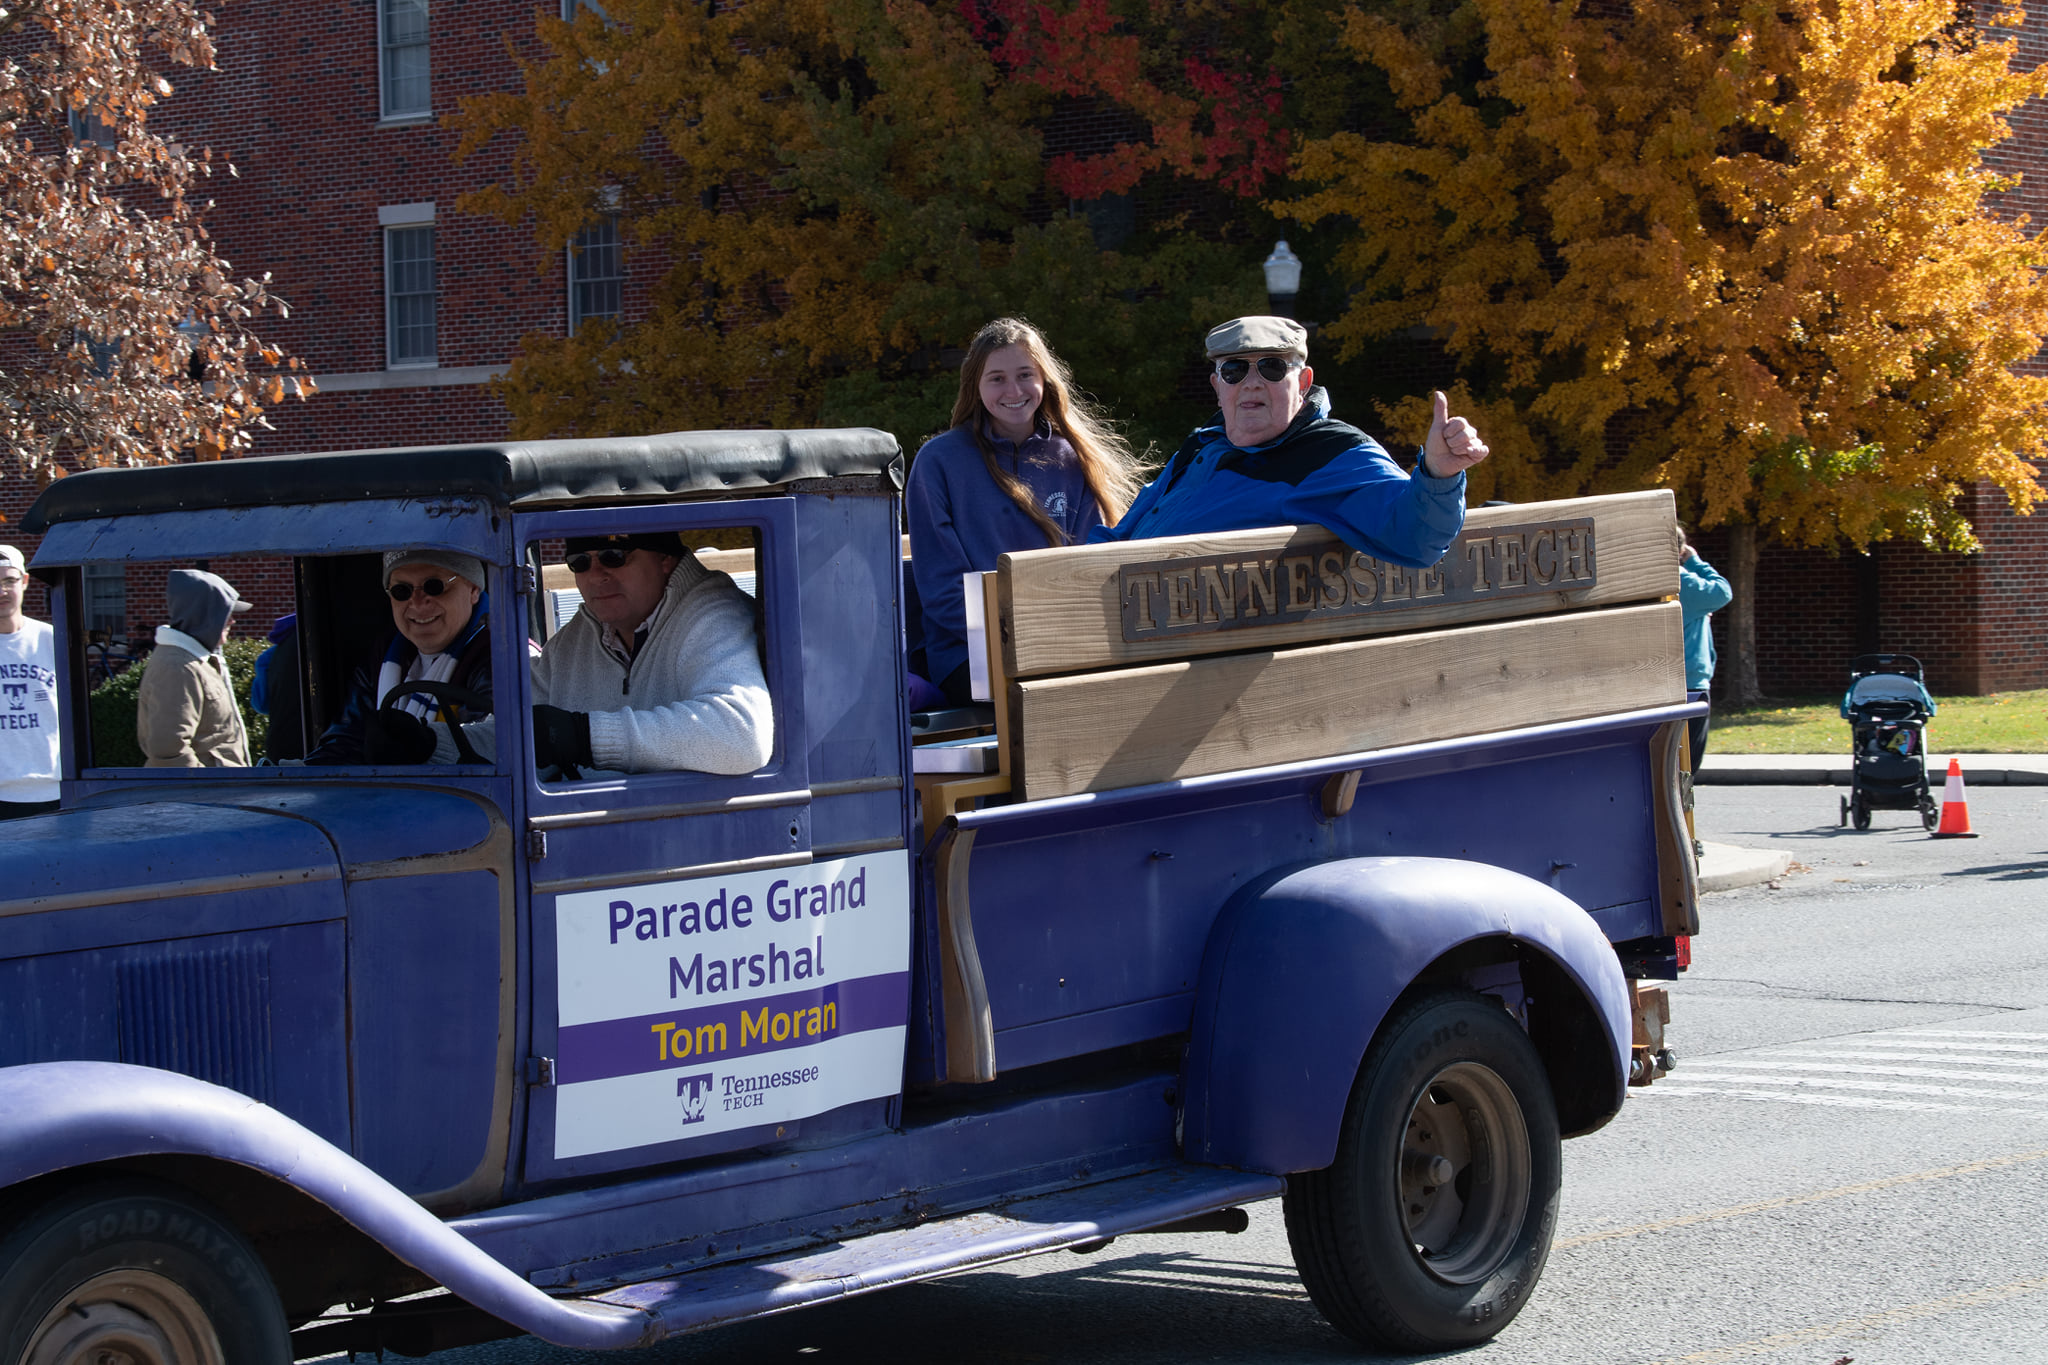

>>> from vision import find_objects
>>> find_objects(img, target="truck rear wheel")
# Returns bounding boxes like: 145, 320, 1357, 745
1284, 991, 1561, 1351
0, 1180, 289, 1365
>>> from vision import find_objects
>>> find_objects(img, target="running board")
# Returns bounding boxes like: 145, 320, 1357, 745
585, 1164, 1284, 1340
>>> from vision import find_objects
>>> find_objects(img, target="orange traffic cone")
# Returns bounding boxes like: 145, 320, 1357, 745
1931, 758, 1979, 839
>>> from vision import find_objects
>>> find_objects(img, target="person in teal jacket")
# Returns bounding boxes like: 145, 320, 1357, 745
1678, 528, 1733, 770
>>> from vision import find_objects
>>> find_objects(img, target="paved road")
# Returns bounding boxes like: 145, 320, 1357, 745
407, 785, 2048, 1365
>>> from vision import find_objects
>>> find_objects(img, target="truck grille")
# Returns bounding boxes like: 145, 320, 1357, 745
117, 940, 275, 1103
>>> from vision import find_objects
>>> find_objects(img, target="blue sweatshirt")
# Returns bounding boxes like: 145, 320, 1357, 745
1677, 555, 1733, 691
906, 421, 1105, 689
1087, 387, 1467, 567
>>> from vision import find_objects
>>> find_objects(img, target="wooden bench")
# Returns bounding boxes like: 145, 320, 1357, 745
914, 490, 1688, 836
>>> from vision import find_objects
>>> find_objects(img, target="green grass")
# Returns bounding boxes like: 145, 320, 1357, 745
1713, 688, 2048, 754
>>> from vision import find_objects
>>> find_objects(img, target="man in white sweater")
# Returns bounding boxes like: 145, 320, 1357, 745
437, 532, 773, 776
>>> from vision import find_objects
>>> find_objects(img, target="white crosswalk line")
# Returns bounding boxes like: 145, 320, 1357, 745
1707, 1059, 2048, 1087
1639, 1025, 2048, 1119
1635, 1084, 2047, 1116
1836, 1037, 2048, 1056
1677, 1069, 2048, 1103
1767, 1049, 2048, 1072
1886, 1030, 2048, 1042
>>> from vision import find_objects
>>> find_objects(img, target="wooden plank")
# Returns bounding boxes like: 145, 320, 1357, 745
1012, 601, 1685, 800
998, 490, 1679, 679
540, 545, 757, 592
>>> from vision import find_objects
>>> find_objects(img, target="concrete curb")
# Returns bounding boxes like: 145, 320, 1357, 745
1697, 841, 1791, 893
1696, 755, 2048, 787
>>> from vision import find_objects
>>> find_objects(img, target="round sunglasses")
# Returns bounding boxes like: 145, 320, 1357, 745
387, 577, 459, 602
1214, 356, 1300, 385
565, 547, 634, 575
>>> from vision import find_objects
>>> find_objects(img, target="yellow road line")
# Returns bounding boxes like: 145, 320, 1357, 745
1648, 1272, 2048, 1363
1556, 1145, 2048, 1250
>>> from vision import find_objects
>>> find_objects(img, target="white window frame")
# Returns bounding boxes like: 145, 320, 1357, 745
381, 203, 437, 369
81, 563, 126, 637
378, 0, 432, 121
567, 215, 625, 335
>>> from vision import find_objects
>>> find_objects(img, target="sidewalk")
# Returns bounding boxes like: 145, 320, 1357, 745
1696, 753, 2048, 786
1696, 841, 1791, 893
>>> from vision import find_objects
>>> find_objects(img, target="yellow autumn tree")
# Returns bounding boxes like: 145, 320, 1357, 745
1288, 0, 2048, 700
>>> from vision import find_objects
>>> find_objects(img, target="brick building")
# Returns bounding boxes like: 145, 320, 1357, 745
5, 1, 2048, 697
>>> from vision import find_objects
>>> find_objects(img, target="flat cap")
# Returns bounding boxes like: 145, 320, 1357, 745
1204, 315, 1309, 361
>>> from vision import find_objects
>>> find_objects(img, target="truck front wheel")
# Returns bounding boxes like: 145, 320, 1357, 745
1284, 990, 1562, 1351
0, 1180, 290, 1365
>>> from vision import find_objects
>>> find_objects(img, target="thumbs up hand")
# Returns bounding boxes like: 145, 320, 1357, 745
1423, 390, 1490, 479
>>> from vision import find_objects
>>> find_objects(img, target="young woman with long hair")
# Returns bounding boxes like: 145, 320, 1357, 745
906, 317, 1141, 704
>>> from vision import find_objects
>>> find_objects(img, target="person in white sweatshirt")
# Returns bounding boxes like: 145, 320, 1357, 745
0, 545, 60, 815
435, 532, 773, 777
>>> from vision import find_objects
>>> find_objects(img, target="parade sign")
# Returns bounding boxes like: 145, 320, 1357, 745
551, 853, 910, 1159
1117, 518, 1596, 643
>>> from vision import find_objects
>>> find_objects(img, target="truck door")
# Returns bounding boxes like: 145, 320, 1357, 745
513, 500, 911, 1184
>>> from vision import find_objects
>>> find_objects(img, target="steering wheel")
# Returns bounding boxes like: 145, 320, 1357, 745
380, 679, 489, 765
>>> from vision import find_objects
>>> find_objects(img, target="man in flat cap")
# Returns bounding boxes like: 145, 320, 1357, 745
438, 531, 772, 778
1090, 316, 1489, 567
306, 548, 493, 764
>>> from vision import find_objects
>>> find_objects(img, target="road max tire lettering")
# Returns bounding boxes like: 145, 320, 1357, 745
74, 1204, 259, 1289
1470, 1277, 1526, 1325
1413, 1020, 1471, 1066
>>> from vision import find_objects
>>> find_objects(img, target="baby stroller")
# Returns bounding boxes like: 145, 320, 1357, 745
1838, 653, 1938, 831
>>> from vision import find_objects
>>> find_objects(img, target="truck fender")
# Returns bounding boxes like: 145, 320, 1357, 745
1181, 857, 1630, 1174
0, 1062, 653, 1350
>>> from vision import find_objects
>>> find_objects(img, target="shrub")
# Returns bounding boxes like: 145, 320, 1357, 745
87, 636, 270, 767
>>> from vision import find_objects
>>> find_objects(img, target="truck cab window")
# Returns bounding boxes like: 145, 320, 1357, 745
529, 527, 772, 782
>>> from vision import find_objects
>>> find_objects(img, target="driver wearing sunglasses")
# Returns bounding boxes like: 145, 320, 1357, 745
430, 531, 773, 779
1089, 315, 1490, 570
305, 549, 493, 765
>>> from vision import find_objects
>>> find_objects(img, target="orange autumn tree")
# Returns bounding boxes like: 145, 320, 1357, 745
0, 0, 309, 483
449, 0, 1270, 457
1288, 0, 2048, 701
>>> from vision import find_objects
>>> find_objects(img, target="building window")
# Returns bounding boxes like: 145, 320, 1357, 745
82, 563, 125, 636
569, 217, 623, 333
68, 105, 116, 146
380, 0, 431, 120
562, 0, 609, 17
385, 223, 436, 367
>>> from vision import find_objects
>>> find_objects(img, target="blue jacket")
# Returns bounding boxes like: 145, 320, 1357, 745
1087, 387, 1467, 567
906, 422, 1105, 690
1677, 555, 1733, 691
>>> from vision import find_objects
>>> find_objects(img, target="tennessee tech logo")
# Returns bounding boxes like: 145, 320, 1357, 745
2, 682, 24, 711
676, 1072, 716, 1125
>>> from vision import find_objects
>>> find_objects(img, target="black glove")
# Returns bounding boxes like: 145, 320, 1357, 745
533, 705, 594, 770
363, 708, 437, 765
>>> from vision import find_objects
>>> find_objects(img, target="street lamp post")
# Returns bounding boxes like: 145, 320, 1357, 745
1262, 240, 1303, 317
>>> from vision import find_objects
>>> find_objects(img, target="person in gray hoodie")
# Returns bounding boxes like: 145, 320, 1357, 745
136, 569, 252, 767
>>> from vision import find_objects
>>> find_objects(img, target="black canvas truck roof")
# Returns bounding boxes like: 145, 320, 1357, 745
23, 427, 904, 531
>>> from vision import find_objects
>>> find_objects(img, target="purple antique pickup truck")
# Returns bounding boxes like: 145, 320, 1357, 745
0, 430, 1695, 1363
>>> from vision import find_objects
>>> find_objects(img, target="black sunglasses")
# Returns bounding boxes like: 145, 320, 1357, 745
1214, 356, 1298, 384
387, 577, 459, 602
565, 547, 633, 574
